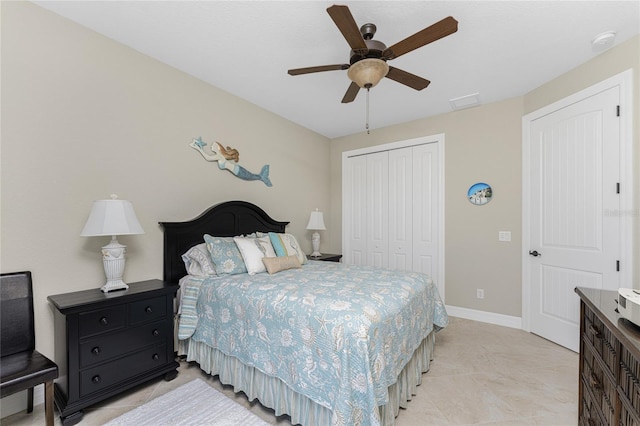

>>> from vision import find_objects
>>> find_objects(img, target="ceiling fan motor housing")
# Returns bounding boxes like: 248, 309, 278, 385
349, 39, 387, 64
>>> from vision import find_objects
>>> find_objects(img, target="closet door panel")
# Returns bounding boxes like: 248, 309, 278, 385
412, 143, 439, 278
345, 156, 368, 265
389, 147, 413, 271
366, 152, 389, 268
343, 136, 443, 298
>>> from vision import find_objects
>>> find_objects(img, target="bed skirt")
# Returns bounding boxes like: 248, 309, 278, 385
178, 330, 435, 426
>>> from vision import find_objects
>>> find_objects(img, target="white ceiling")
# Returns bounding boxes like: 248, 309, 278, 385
33, 1, 640, 139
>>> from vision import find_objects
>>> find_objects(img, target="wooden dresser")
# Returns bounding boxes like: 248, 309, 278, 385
575, 287, 640, 425
48, 280, 179, 426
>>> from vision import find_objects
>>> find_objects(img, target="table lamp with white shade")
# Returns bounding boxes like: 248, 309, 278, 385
306, 209, 326, 258
80, 194, 145, 293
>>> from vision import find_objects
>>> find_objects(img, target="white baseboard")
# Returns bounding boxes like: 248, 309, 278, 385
446, 305, 522, 329
0, 385, 44, 419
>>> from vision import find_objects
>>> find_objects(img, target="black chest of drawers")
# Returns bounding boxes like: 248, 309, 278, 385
48, 280, 179, 425
308, 253, 343, 262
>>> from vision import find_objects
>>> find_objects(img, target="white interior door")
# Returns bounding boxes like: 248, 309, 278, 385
527, 86, 621, 352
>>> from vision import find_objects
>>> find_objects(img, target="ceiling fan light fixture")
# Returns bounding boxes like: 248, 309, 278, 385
347, 58, 389, 89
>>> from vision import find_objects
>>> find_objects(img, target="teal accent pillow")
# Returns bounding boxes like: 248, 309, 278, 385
203, 234, 247, 275
269, 232, 288, 257
268, 232, 307, 265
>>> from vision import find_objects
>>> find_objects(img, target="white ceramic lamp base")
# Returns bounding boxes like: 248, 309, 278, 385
310, 231, 321, 257
101, 237, 129, 293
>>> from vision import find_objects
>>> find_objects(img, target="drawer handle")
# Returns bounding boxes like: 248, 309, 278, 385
145, 306, 153, 314
92, 375, 101, 384
153, 329, 160, 337
91, 346, 101, 355
588, 324, 602, 339
100, 317, 108, 326
152, 353, 159, 361
589, 372, 601, 390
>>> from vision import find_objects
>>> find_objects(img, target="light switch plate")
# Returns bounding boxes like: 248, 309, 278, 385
499, 231, 511, 242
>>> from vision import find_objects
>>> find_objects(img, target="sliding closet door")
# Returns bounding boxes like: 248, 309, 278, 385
344, 155, 368, 265
412, 143, 439, 278
366, 151, 389, 268
388, 147, 413, 271
343, 144, 435, 272
342, 134, 444, 298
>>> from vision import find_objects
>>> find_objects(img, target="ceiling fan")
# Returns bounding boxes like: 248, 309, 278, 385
288, 5, 458, 103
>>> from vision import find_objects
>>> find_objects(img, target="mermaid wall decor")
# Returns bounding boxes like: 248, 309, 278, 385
190, 137, 272, 187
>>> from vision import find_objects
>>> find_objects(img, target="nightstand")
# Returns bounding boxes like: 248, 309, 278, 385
48, 280, 179, 426
308, 253, 342, 262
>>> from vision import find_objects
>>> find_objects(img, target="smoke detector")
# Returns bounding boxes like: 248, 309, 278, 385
591, 31, 616, 53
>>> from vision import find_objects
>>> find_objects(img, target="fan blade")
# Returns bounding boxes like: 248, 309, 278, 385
288, 64, 350, 76
383, 16, 458, 60
327, 5, 368, 54
386, 67, 430, 90
341, 82, 360, 103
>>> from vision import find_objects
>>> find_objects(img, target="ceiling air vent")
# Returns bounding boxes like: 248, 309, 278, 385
449, 93, 481, 111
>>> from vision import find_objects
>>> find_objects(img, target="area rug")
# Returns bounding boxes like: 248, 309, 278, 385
103, 378, 271, 426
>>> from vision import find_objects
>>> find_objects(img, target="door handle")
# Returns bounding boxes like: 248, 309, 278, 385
529, 250, 542, 257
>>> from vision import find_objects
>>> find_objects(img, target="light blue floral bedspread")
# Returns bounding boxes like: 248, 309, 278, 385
178, 262, 448, 426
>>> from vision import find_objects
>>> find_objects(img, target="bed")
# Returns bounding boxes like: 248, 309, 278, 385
160, 200, 448, 426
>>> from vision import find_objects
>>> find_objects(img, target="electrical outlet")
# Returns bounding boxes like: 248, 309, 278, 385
477, 288, 484, 299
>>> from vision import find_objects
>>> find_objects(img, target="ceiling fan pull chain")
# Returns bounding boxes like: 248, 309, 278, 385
366, 87, 370, 134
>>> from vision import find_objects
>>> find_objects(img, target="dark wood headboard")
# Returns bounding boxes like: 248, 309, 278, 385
159, 200, 289, 284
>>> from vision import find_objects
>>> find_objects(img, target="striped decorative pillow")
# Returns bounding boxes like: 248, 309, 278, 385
268, 233, 307, 265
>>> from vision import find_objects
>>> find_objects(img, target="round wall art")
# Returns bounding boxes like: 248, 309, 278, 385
468, 182, 492, 205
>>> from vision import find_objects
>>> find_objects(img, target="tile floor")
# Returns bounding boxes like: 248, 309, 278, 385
2, 317, 578, 425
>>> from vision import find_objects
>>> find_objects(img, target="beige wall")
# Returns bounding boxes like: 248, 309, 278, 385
330, 34, 640, 317
1, 2, 331, 361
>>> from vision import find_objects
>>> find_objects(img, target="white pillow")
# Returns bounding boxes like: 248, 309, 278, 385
233, 236, 276, 275
181, 243, 217, 276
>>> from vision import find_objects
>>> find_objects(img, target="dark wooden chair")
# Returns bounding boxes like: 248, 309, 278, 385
1, 271, 58, 426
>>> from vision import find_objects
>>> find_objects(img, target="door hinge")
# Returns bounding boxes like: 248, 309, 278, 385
617, 260, 620, 272
617, 182, 621, 194
617, 105, 621, 117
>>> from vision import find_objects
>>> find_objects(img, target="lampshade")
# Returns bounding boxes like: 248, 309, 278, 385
347, 58, 389, 89
81, 195, 144, 237
306, 209, 326, 231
